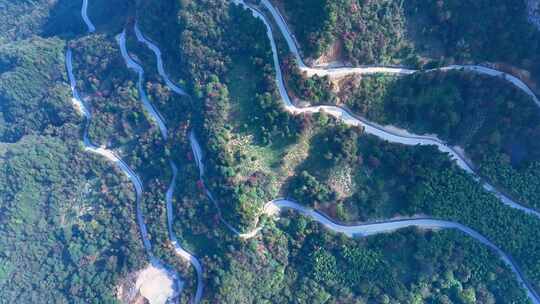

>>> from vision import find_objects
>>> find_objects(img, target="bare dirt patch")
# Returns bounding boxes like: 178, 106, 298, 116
327, 165, 355, 199
115, 270, 143, 304
313, 40, 346, 67
334, 74, 362, 104
116, 264, 180, 304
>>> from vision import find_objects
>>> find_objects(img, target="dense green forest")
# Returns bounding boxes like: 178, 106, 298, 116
284, 54, 337, 105
166, 0, 540, 301
0, 0, 86, 43
338, 70, 540, 210
87, 0, 132, 33
274, 0, 540, 80
2, 0, 540, 302
0, 133, 147, 302
405, 0, 540, 75
275, 0, 416, 65
378, 132, 540, 292
135, 0, 186, 87
0, 23, 147, 302
0, 37, 73, 142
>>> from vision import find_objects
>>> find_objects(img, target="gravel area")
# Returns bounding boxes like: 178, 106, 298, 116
135, 264, 180, 304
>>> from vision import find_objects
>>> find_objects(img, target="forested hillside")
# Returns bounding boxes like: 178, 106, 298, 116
276, 0, 414, 65
0, 0, 86, 42
150, 0, 540, 302
2, 0, 540, 303
273, 0, 540, 81
210, 219, 530, 303
0, 12, 146, 301
0, 37, 71, 142
172, 0, 302, 232
341, 71, 540, 210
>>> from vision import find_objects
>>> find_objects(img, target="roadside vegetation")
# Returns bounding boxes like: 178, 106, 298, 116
340, 70, 540, 211
3, 0, 540, 302
169, 0, 540, 300
0, 30, 147, 302
273, 0, 416, 66
272, 0, 540, 83
208, 216, 530, 303
0, 0, 86, 43
135, 0, 186, 87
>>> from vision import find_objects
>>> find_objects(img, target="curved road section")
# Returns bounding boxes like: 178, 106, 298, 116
189, 131, 262, 239
81, 0, 95, 33
257, 0, 540, 107
166, 162, 204, 304
69, 2, 182, 303
133, 24, 188, 96
266, 199, 540, 302
66, 47, 181, 301
190, 121, 540, 302
129, 25, 204, 304
117, 31, 168, 139
232, 0, 540, 220
179, 0, 540, 302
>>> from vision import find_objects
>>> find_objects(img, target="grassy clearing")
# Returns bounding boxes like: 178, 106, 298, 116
224, 55, 418, 224
225, 59, 292, 191
225, 58, 331, 199
225, 59, 406, 221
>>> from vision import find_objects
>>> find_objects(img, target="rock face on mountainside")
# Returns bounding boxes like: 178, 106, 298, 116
115, 270, 142, 304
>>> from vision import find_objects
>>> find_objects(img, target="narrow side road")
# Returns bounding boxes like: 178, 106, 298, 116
65, 3, 182, 303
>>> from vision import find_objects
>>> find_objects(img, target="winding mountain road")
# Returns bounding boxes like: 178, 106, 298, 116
232, 0, 540, 220
81, 0, 95, 33
129, 24, 205, 304
166, 162, 204, 304
73, 0, 540, 303
68, 2, 182, 303
134, 24, 188, 96
265, 199, 540, 302
257, 0, 540, 107
67, 46, 181, 299
188, 131, 263, 239
117, 31, 168, 139
189, 0, 540, 302
189, 127, 540, 303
